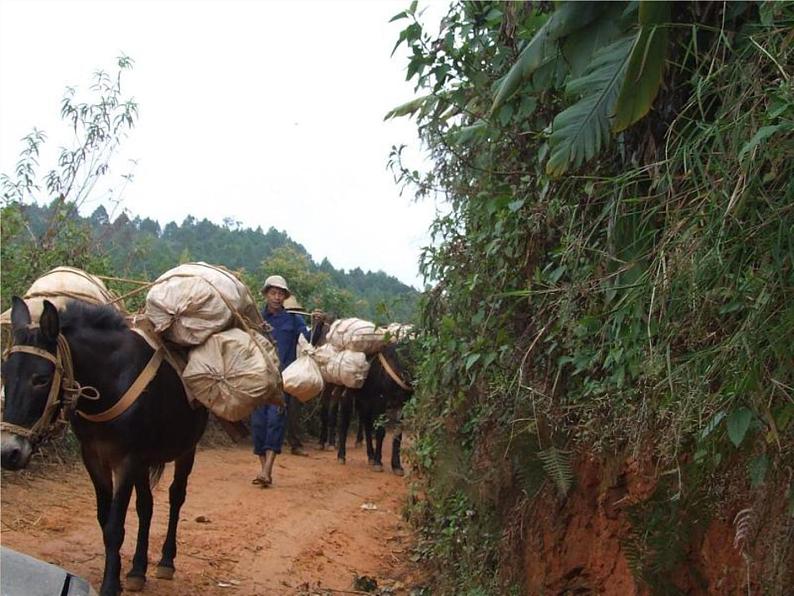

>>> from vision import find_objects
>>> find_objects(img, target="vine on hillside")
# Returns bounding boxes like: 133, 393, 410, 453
392, 1, 793, 593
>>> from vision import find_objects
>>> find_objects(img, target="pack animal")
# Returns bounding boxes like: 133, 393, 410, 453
335, 343, 413, 474
1, 298, 208, 596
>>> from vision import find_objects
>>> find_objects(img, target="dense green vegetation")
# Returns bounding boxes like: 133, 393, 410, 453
0, 58, 419, 324
391, 1, 793, 593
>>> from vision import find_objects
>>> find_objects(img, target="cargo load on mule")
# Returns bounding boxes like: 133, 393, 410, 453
141, 262, 283, 421
2, 263, 283, 425
313, 318, 414, 389
144, 261, 262, 346
0, 266, 123, 326
311, 316, 415, 472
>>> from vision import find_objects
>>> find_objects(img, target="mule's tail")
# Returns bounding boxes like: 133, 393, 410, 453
149, 463, 166, 488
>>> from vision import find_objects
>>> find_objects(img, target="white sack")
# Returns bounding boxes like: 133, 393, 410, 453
313, 343, 338, 370
323, 349, 370, 389
182, 328, 283, 421
326, 318, 387, 354
282, 336, 324, 402
145, 262, 260, 346
383, 323, 415, 343
1, 266, 120, 325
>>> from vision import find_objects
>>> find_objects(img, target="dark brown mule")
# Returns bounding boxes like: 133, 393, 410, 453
336, 343, 413, 473
1, 298, 208, 596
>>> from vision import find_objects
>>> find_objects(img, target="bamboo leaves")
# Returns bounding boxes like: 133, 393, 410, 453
384, 93, 437, 120
612, 1, 671, 132
546, 36, 635, 176
490, 1, 603, 114
488, 1, 671, 175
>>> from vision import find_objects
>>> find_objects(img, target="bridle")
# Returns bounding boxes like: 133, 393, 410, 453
0, 325, 166, 445
2, 329, 166, 443
1, 333, 99, 444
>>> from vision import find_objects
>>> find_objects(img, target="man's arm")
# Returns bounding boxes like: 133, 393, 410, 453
294, 313, 311, 343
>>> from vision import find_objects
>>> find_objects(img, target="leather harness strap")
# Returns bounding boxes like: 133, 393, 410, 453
377, 352, 412, 391
3, 329, 166, 435
6, 345, 60, 367
128, 317, 196, 405
77, 348, 164, 422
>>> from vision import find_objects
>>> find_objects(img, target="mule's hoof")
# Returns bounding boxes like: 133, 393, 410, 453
373, 464, 384, 472
392, 467, 405, 477
99, 582, 122, 596
125, 575, 146, 592
338, 457, 346, 464
155, 566, 175, 580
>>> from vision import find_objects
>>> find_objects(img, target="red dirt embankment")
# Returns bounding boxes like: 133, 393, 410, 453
1, 442, 425, 595
521, 453, 792, 595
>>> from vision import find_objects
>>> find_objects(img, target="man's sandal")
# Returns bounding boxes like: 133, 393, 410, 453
252, 475, 271, 487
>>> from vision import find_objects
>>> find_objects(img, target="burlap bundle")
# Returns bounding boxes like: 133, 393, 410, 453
182, 328, 283, 421
145, 262, 260, 346
321, 348, 370, 389
0, 266, 121, 325
326, 318, 387, 354
383, 323, 415, 343
281, 336, 324, 402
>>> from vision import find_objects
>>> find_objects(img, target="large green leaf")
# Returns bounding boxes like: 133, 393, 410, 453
546, 35, 635, 176
490, 1, 602, 114
612, 1, 670, 132
726, 407, 753, 448
561, 3, 626, 77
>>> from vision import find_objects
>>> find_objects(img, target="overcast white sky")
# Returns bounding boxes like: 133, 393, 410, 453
0, 0, 446, 289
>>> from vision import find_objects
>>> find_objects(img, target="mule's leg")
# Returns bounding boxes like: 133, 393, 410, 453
157, 448, 196, 579
372, 400, 387, 471
373, 423, 386, 472
392, 408, 405, 476
355, 407, 365, 448
360, 404, 376, 465
328, 390, 339, 449
391, 431, 404, 476
99, 458, 137, 596
126, 469, 153, 591
319, 387, 330, 449
337, 390, 353, 464
81, 445, 112, 530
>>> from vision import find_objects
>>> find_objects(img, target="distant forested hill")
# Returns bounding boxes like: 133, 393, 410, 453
14, 202, 420, 323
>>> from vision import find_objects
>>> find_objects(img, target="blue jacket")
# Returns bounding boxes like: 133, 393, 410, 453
262, 308, 310, 369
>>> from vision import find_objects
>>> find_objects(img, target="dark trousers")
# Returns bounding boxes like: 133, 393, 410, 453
251, 403, 286, 454
285, 395, 303, 449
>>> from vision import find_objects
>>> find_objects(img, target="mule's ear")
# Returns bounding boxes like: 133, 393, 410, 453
39, 300, 60, 341
10, 296, 31, 331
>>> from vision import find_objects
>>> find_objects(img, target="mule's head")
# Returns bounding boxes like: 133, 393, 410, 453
1, 297, 61, 470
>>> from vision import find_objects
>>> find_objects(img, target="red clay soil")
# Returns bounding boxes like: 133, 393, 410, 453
1, 440, 426, 595
522, 453, 791, 595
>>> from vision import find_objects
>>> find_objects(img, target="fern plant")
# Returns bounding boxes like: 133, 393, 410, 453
537, 446, 575, 497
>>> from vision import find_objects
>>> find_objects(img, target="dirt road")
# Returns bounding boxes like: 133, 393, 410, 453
1, 440, 424, 595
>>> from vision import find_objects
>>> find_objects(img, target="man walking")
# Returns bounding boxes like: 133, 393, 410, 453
251, 275, 311, 487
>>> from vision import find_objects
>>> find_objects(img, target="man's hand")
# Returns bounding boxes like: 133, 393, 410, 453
311, 309, 327, 323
